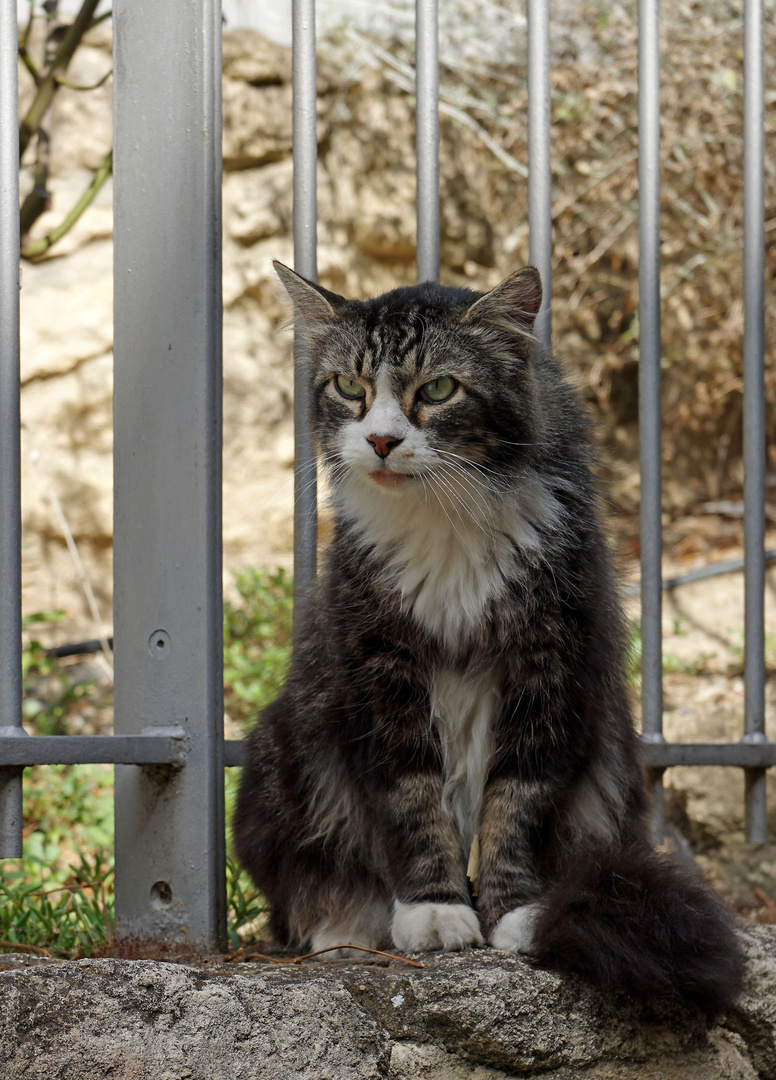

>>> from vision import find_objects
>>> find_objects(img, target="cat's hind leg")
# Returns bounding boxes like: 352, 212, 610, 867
488, 902, 542, 955
308, 899, 393, 960
293, 880, 393, 961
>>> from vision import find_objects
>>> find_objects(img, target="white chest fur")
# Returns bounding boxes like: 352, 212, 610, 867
338, 469, 559, 646
431, 667, 500, 856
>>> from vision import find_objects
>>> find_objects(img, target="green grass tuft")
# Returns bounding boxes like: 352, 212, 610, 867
223, 566, 293, 727
5, 567, 288, 958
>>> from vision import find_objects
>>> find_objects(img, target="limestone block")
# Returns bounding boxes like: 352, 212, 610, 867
48, 43, 113, 175
222, 79, 293, 170
20, 238, 113, 382
0, 930, 774, 1080
23, 172, 114, 259
224, 160, 293, 247
222, 28, 292, 86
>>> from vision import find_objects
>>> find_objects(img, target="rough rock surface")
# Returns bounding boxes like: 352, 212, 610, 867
1, 929, 775, 1080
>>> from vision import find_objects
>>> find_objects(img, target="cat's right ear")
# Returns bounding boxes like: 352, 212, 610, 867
462, 267, 543, 338
273, 261, 346, 329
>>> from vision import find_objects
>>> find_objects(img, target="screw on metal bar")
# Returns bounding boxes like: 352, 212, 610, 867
148, 630, 172, 659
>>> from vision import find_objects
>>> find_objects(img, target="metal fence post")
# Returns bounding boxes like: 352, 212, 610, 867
742, 0, 767, 843
0, 0, 24, 859
638, 0, 665, 844
527, 0, 552, 346
112, 0, 225, 948
292, 0, 319, 605
415, 0, 440, 284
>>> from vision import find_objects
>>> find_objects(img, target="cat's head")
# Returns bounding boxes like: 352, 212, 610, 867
274, 262, 544, 505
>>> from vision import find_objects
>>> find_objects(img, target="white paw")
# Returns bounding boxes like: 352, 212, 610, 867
391, 901, 484, 953
489, 903, 542, 955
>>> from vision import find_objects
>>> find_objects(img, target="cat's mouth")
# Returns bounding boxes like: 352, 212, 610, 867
369, 469, 416, 489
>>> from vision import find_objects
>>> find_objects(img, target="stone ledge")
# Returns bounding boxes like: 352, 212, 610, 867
1, 927, 775, 1079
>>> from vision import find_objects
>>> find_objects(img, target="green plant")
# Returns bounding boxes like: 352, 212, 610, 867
7, 567, 293, 958
223, 566, 293, 727
223, 767, 269, 948
727, 629, 776, 674
22, 612, 97, 736
627, 619, 716, 690
225, 857, 269, 951
5, 766, 266, 958
23, 763, 114, 862
661, 652, 716, 676
0, 850, 113, 958
18, 0, 113, 259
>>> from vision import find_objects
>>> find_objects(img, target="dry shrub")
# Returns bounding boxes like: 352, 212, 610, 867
328, 0, 775, 516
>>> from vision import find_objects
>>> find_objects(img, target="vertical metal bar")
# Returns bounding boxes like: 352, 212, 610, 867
0, 0, 25, 859
292, 0, 318, 605
638, 0, 665, 843
415, 0, 440, 284
742, 0, 767, 843
527, 0, 552, 346
113, 0, 225, 948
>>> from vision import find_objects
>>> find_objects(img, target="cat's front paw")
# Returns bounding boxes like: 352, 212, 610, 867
391, 901, 484, 953
488, 903, 542, 955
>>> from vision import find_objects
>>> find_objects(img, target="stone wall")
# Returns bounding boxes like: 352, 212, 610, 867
2, 930, 776, 1079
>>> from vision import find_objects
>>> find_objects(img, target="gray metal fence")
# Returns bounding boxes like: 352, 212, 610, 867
0, 0, 770, 950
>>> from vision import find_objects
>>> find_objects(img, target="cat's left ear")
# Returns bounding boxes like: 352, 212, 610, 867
462, 267, 543, 337
273, 260, 347, 328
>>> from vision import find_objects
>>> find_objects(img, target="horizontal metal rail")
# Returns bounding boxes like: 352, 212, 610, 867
221, 740, 776, 772
9, 737, 776, 773
224, 741, 246, 768
0, 734, 185, 767
642, 741, 776, 770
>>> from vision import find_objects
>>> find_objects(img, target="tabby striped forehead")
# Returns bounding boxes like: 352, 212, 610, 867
354, 302, 430, 380
328, 286, 505, 400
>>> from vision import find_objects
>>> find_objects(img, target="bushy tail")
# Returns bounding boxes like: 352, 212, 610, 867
533, 842, 746, 1015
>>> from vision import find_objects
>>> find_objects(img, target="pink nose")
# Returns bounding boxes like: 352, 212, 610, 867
366, 434, 403, 459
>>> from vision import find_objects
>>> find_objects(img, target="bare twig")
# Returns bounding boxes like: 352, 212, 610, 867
227, 944, 425, 968
754, 886, 776, 911
20, 0, 35, 51
54, 68, 112, 92
17, 46, 41, 85
568, 213, 635, 275
346, 28, 528, 178
19, 0, 102, 161
22, 880, 106, 898
22, 428, 114, 677
89, 11, 112, 31
23, 147, 113, 260
19, 128, 51, 240
0, 941, 54, 957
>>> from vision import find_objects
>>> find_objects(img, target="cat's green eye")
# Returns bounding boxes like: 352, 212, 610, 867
334, 374, 366, 400
420, 376, 457, 403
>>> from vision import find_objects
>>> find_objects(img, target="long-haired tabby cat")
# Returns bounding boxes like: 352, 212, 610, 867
234, 261, 745, 1013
